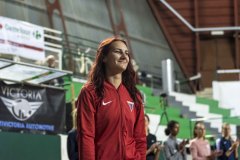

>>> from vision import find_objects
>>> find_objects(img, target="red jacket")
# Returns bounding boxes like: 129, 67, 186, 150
77, 81, 146, 160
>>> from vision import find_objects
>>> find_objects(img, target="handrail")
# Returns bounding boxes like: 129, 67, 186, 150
216, 69, 240, 74
175, 73, 201, 92
191, 115, 240, 121
43, 27, 62, 35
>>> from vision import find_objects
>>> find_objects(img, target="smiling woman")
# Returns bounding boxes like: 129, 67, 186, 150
76, 36, 146, 160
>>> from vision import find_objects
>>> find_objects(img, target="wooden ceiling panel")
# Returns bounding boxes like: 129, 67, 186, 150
172, 34, 194, 39
199, 8, 233, 17
148, 0, 239, 91
163, 20, 189, 28
199, 0, 233, 8
163, 1, 193, 10
179, 51, 196, 58
178, 43, 195, 50
160, 9, 194, 18
167, 26, 192, 34
199, 16, 234, 27
238, 0, 240, 23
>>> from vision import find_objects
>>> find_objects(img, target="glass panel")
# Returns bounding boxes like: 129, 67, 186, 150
27, 72, 67, 84
0, 61, 11, 68
0, 64, 49, 81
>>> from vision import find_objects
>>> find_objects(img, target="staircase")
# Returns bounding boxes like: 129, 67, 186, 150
168, 95, 220, 137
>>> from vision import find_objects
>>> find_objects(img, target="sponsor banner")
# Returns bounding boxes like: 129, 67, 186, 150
0, 81, 65, 134
0, 16, 45, 60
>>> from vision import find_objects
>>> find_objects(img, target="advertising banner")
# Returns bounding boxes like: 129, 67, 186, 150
0, 16, 45, 60
0, 81, 65, 134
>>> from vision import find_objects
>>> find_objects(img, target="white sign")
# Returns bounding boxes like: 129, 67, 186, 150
213, 81, 240, 116
0, 16, 45, 60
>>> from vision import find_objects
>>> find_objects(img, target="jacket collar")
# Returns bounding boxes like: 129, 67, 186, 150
104, 80, 124, 91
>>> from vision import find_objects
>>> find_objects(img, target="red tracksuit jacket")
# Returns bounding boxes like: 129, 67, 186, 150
77, 81, 146, 160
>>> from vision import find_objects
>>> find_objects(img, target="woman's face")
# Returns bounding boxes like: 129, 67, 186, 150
195, 123, 206, 138
222, 125, 231, 137
47, 58, 55, 68
103, 41, 129, 75
171, 123, 180, 136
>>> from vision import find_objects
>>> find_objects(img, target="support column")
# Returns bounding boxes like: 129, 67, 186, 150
105, 0, 134, 58
45, 0, 73, 71
234, 0, 239, 70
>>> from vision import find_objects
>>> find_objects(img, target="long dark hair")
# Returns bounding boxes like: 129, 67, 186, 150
88, 36, 141, 104
165, 120, 179, 136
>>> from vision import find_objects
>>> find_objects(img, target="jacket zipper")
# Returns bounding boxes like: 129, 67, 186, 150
117, 90, 125, 160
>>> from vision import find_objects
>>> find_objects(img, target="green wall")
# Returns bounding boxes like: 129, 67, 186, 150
0, 131, 61, 160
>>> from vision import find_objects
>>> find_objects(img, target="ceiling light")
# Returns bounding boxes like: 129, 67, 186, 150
211, 31, 224, 35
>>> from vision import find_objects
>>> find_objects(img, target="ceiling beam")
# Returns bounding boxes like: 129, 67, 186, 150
148, 0, 195, 92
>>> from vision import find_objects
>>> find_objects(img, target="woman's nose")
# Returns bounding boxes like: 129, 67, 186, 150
120, 51, 128, 58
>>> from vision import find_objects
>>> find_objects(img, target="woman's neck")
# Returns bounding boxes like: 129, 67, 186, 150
106, 74, 122, 89
224, 135, 230, 139
170, 134, 176, 138
145, 128, 148, 136
197, 136, 204, 140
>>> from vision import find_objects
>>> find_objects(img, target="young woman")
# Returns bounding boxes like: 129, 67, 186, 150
67, 108, 78, 160
218, 123, 239, 160
190, 121, 221, 160
145, 114, 161, 160
76, 37, 146, 160
163, 120, 187, 160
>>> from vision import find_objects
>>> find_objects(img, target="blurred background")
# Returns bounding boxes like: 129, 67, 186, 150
0, 0, 240, 159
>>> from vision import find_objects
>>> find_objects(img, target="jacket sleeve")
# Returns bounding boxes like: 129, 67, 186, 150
134, 101, 147, 160
77, 87, 96, 160
67, 131, 78, 160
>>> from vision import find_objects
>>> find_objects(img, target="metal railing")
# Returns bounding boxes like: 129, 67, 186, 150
159, 0, 240, 32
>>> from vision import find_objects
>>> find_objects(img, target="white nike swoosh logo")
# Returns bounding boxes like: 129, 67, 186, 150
102, 101, 112, 106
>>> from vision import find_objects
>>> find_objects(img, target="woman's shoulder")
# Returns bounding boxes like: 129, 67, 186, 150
76, 83, 99, 103
80, 83, 96, 95
67, 129, 77, 137
190, 138, 198, 146
82, 82, 94, 90
68, 128, 77, 133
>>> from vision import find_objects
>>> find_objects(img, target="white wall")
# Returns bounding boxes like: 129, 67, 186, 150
213, 81, 240, 116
